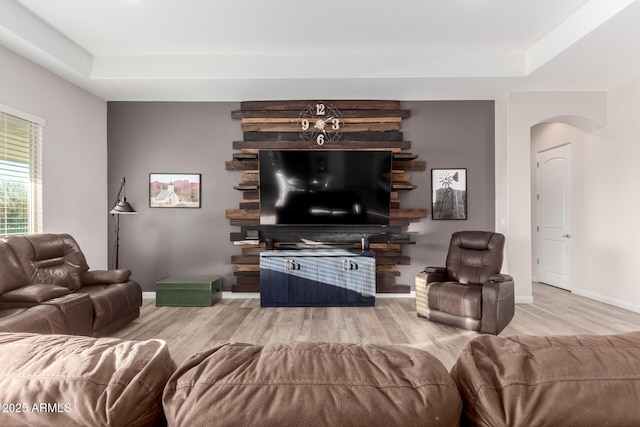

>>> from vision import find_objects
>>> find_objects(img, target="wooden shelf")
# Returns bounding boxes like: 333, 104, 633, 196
233, 183, 258, 191
232, 140, 411, 152
237, 100, 403, 111
392, 183, 418, 190
227, 159, 425, 173
243, 131, 404, 142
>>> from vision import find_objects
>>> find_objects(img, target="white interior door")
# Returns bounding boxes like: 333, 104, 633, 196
536, 144, 571, 290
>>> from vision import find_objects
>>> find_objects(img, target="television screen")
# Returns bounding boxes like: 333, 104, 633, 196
259, 150, 392, 225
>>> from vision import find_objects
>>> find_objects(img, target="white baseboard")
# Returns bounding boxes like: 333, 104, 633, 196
572, 287, 640, 314
143, 291, 260, 299
376, 292, 416, 298
223, 292, 259, 299
515, 296, 534, 304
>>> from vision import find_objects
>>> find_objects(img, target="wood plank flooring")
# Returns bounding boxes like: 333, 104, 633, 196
111, 283, 640, 370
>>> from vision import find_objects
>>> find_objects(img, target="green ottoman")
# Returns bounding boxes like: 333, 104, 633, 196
156, 276, 222, 307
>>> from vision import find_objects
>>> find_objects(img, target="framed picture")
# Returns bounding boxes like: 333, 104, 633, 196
149, 173, 201, 208
431, 168, 467, 220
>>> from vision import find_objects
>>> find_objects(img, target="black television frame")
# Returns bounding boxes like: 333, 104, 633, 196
258, 150, 392, 227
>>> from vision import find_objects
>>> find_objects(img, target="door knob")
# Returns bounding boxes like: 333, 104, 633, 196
561, 234, 571, 238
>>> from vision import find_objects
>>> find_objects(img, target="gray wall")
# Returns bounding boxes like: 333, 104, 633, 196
0, 44, 108, 269
107, 102, 240, 291
107, 101, 495, 292
399, 101, 495, 281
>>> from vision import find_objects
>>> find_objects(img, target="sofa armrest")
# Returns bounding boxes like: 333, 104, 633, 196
480, 277, 515, 335
0, 333, 176, 427
81, 269, 131, 286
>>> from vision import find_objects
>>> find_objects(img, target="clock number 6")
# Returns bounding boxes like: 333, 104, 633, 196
316, 134, 325, 145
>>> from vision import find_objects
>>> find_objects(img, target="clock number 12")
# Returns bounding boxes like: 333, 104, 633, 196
315, 103, 326, 116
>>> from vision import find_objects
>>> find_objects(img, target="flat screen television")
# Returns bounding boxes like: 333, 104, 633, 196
259, 150, 392, 225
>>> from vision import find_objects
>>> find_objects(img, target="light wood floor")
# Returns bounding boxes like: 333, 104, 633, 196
111, 283, 640, 370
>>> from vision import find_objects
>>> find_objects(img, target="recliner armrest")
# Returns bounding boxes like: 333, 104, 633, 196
480, 277, 515, 335
415, 267, 448, 319
81, 269, 131, 286
423, 266, 447, 274
489, 274, 513, 283
418, 267, 447, 284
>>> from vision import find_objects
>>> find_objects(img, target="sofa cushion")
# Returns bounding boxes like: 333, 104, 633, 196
0, 240, 30, 294
450, 332, 640, 426
5, 234, 89, 291
163, 342, 462, 427
0, 332, 176, 427
0, 284, 71, 304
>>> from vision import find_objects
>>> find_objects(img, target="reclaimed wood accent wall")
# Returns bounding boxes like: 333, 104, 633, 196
225, 100, 426, 293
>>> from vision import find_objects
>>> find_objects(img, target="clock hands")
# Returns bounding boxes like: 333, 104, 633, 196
314, 119, 327, 132
314, 116, 336, 134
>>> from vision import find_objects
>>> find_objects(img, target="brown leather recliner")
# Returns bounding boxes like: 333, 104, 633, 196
415, 231, 514, 335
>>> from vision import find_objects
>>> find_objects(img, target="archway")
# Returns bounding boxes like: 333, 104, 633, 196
530, 115, 605, 293
496, 92, 606, 303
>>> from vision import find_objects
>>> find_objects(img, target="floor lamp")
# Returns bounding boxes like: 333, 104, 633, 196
110, 177, 137, 269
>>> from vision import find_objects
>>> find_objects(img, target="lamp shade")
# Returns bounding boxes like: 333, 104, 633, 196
110, 198, 138, 214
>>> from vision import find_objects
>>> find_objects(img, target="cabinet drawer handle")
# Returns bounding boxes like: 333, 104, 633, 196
341, 260, 358, 271
285, 259, 300, 271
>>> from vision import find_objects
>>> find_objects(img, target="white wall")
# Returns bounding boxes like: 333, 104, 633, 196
496, 91, 608, 303
494, 94, 509, 273
0, 45, 108, 268
530, 79, 640, 312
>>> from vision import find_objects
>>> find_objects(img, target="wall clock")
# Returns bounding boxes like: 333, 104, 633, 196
298, 101, 343, 145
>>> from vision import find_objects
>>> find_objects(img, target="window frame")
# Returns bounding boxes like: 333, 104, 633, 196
0, 104, 45, 237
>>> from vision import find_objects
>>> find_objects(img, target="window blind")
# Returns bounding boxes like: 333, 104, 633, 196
0, 110, 43, 237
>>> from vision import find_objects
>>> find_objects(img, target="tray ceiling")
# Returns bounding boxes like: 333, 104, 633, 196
1, 0, 639, 100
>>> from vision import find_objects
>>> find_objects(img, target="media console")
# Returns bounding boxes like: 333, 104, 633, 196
259, 250, 376, 307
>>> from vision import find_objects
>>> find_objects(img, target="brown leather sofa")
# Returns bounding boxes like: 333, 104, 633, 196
0, 332, 176, 427
0, 233, 142, 336
163, 341, 462, 427
451, 331, 640, 426
1, 330, 639, 427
